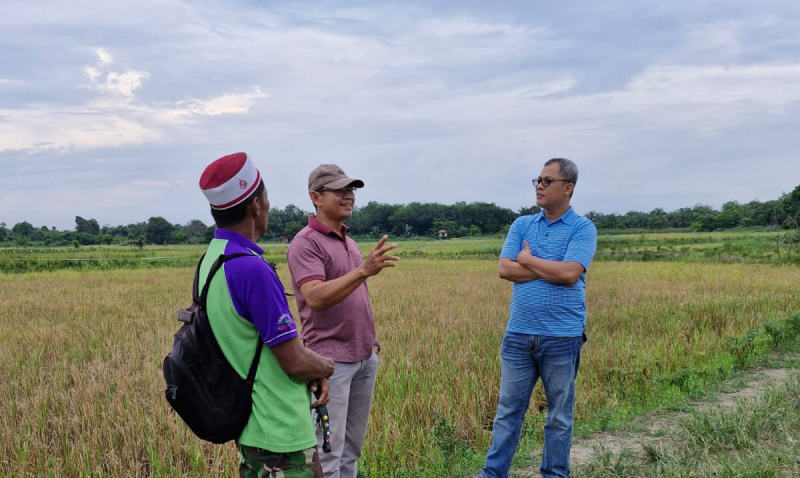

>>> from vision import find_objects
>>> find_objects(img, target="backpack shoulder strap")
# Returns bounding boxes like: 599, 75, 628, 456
191, 253, 206, 304
246, 339, 263, 384
198, 251, 265, 381
199, 252, 253, 309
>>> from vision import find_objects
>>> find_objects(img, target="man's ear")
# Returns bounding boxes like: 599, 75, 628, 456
310, 191, 321, 208
251, 195, 264, 217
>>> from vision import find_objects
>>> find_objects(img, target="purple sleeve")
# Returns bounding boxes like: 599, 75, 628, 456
286, 236, 326, 288
224, 256, 299, 348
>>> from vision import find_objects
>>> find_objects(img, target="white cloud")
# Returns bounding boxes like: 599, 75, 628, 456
519, 78, 578, 98
0, 107, 161, 151
623, 64, 800, 106
416, 17, 536, 38
93, 47, 113, 65
102, 71, 149, 97
83, 51, 149, 97
83, 66, 101, 83
0, 51, 267, 152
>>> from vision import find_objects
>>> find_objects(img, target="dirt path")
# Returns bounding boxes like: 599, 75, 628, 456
512, 360, 796, 477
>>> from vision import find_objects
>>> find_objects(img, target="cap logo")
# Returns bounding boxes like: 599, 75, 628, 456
239, 179, 248, 190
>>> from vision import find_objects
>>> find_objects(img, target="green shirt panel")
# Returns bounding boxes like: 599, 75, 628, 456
200, 239, 316, 452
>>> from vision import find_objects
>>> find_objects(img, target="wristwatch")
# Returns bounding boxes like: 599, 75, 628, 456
373, 341, 381, 354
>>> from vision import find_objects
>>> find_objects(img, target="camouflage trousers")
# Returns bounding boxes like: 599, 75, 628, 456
237, 444, 322, 478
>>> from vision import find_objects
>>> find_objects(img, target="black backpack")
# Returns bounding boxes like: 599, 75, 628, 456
163, 252, 263, 444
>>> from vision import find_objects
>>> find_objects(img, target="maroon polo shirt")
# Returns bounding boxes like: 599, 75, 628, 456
286, 215, 376, 362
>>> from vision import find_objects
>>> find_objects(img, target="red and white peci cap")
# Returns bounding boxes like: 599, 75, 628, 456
199, 152, 262, 210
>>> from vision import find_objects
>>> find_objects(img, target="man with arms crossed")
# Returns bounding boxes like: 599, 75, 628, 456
199, 152, 335, 478
287, 164, 399, 478
479, 158, 597, 478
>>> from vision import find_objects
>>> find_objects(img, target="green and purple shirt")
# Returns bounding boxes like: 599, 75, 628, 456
201, 229, 316, 452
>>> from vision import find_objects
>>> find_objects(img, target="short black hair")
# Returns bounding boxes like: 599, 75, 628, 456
210, 180, 265, 228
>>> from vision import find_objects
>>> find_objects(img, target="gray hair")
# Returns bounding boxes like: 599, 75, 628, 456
545, 158, 578, 186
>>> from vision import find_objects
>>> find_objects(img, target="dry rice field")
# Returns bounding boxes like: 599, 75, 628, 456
2, 256, 799, 477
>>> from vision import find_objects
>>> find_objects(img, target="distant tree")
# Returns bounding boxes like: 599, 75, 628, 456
100, 235, 114, 245
12, 221, 34, 238
668, 207, 696, 228
127, 222, 147, 240
432, 219, 458, 237
647, 208, 670, 229
715, 201, 744, 229
698, 216, 716, 231
145, 217, 175, 245
388, 206, 418, 236
349, 201, 397, 236
622, 211, 649, 229
181, 219, 208, 243
204, 226, 216, 242
173, 231, 188, 244
781, 184, 800, 225
76, 232, 100, 245
75, 216, 100, 235
283, 221, 304, 240
72, 240, 80, 249
282, 204, 308, 224
518, 206, 542, 217
462, 202, 515, 234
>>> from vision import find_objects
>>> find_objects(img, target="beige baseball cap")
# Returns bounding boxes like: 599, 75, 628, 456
308, 164, 364, 192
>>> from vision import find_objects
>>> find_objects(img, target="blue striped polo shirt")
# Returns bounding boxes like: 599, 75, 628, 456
500, 207, 597, 337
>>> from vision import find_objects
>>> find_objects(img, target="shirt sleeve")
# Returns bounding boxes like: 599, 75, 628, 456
563, 219, 598, 272
500, 217, 527, 260
224, 257, 299, 348
286, 236, 327, 288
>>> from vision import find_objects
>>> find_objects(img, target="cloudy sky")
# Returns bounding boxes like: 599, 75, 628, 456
1, 0, 799, 230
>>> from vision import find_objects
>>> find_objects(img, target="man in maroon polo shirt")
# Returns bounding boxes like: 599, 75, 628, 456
286, 164, 399, 478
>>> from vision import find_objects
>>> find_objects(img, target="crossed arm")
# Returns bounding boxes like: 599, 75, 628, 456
499, 241, 585, 286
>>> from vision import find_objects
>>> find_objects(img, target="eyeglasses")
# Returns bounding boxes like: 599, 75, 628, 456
532, 177, 571, 188
316, 187, 358, 197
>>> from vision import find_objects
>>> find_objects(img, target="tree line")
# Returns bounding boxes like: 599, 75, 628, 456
2, 184, 799, 247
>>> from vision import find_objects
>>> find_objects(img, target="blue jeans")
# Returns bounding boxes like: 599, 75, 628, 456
481, 332, 583, 478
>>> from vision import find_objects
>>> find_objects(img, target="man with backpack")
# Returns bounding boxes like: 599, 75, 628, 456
198, 152, 335, 477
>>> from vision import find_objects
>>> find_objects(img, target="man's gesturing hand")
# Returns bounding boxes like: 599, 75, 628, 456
360, 235, 399, 277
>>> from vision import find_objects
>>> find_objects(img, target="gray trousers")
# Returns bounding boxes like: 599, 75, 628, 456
317, 353, 378, 478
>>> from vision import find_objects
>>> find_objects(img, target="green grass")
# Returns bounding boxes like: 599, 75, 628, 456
3, 230, 799, 274
573, 372, 800, 477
